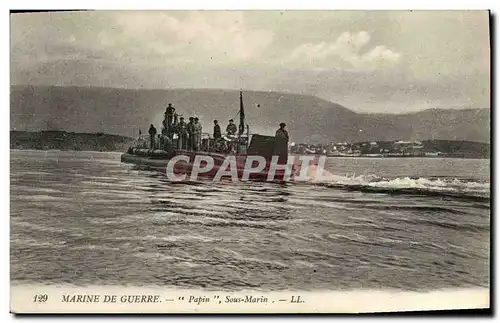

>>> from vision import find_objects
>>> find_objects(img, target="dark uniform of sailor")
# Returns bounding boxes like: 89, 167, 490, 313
275, 123, 289, 164
148, 124, 157, 150
178, 117, 188, 150
275, 123, 289, 142
225, 119, 237, 152
187, 117, 195, 150
193, 117, 202, 151
212, 120, 222, 152
165, 103, 175, 128
213, 120, 221, 139
226, 119, 237, 135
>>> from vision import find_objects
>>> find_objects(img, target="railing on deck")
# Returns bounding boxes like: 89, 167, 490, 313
174, 132, 250, 155
131, 133, 251, 155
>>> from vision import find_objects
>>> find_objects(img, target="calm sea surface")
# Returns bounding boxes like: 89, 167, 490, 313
10, 150, 490, 291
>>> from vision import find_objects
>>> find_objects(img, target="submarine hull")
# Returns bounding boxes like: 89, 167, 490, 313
120, 151, 298, 182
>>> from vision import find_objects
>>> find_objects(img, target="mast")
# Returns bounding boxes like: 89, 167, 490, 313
238, 91, 245, 135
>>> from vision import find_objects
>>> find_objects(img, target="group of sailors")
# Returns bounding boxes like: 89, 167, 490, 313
146, 103, 254, 152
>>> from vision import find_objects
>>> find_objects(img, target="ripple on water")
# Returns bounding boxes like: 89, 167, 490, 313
9, 150, 491, 290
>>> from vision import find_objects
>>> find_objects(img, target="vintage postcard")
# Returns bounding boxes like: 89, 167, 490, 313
10, 10, 490, 314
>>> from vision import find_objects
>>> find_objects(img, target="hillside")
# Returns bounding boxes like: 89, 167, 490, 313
10, 85, 490, 144
10, 130, 134, 152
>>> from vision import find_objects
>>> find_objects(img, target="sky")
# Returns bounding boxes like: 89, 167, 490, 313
10, 10, 490, 113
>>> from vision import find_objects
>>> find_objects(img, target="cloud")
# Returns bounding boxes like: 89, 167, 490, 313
98, 11, 274, 65
283, 31, 401, 69
9, 11, 488, 114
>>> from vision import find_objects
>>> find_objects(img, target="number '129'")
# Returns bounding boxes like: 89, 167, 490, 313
33, 294, 48, 302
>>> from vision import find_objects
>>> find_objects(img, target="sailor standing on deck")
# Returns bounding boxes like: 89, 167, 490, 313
213, 120, 221, 139
187, 117, 195, 150
226, 119, 237, 153
275, 123, 289, 164
226, 119, 237, 136
212, 120, 222, 152
275, 123, 289, 142
193, 117, 202, 150
178, 117, 188, 149
165, 103, 175, 128
148, 124, 157, 150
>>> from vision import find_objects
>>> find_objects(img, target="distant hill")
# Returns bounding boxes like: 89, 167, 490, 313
10, 85, 490, 144
10, 130, 134, 152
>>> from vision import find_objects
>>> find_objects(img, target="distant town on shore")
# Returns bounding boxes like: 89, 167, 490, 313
290, 139, 490, 159
10, 130, 490, 159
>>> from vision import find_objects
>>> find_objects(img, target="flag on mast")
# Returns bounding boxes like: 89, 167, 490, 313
239, 91, 245, 135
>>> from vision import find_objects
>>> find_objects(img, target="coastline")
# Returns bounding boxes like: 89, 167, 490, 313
10, 148, 490, 160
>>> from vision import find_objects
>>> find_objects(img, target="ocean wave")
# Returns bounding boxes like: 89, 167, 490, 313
116, 234, 225, 244
306, 170, 489, 200
132, 249, 288, 271
13, 194, 74, 202
11, 185, 64, 194
148, 216, 287, 231
11, 221, 70, 234
400, 217, 489, 233
11, 238, 68, 249
325, 232, 445, 251
71, 245, 121, 251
